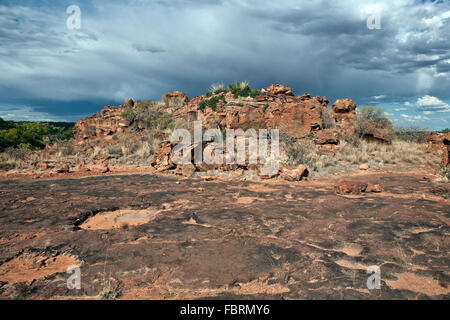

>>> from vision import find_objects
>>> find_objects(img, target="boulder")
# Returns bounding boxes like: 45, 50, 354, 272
265, 84, 294, 96
359, 164, 369, 171
332, 99, 356, 113
334, 181, 382, 194
366, 183, 382, 193
151, 141, 175, 172
280, 164, 309, 181
331, 99, 357, 135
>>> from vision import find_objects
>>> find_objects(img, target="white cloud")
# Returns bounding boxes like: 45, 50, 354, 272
400, 114, 431, 122
405, 95, 450, 113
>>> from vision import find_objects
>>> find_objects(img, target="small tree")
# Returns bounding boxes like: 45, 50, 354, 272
357, 105, 385, 121
356, 106, 394, 142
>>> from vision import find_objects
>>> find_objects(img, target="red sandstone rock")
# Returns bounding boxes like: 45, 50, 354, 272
334, 181, 368, 194
443, 133, 450, 167
366, 183, 382, 193
359, 164, 369, 171
313, 128, 339, 145
280, 164, 309, 182
73, 105, 124, 140
38, 162, 49, 169
332, 99, 357, 113
265, 84, 294, 96
334, 181, 382, 194
151, 141, 175, 172
426, 132, 445, 153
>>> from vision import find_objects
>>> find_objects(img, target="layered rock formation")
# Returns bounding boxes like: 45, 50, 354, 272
172, 85, 331, 138
443, 133, 450, 167
73, 105, 125, 140
426, 132, 446, 153
71, 84, 396, 177
425, 132, 450, 167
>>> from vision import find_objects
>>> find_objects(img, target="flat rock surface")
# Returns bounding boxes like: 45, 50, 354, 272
0, 172, 448, 299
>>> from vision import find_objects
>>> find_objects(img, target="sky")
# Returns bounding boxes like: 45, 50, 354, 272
0, 0, 449, 130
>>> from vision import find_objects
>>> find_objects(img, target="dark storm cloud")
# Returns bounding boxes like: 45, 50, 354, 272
0, 0, 449, 129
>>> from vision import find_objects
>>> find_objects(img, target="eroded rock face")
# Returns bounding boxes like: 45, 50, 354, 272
426, 132, 445, 153
172, 84, 327, 138
443, 133, 450, 167
151, 141, 175, 172
360, 118, 394, 144
331, 99, 357, 132
313, 128, 340, 145
265, 84, 294, 96
73, 105, 124, 140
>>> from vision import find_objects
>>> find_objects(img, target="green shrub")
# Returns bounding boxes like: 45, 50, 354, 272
199, 95, 226, 112
441, 128, 450, 134
228, 82, 259, 98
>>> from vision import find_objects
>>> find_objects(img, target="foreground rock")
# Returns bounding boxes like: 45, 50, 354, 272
0, 172, 448, 299
280, 165, 309, 181
334, 181, 382, 194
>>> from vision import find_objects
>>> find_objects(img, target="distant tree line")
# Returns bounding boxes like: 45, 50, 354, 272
0, 118, 74, 152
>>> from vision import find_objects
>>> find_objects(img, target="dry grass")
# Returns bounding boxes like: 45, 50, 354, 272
99, 278, 121, 300
337, 140, 437, 167
321, 108, 336, 129
279, 132, 440, 177
0, 145, 30, 169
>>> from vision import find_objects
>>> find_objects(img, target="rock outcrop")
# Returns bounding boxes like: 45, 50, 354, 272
426, 132, 445, 153
69, 83, 396, 178
334, 181, 382, 194
73, 105, 125, 140
425, 132, 450, 166
332, 99, 357, 129
360, 118, 394, 144
172, 84, 330, 138
443, 133, 450, 167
